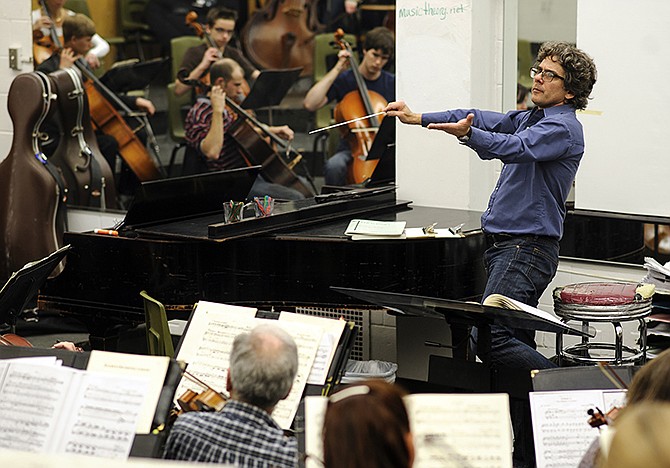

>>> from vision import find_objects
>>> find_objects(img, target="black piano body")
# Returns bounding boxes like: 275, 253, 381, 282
39, 176, 488, 349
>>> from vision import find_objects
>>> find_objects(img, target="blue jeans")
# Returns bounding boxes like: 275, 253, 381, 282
481, 234, 559, 371
323, 149, 352, 186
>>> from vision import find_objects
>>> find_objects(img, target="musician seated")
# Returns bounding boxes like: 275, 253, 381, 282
163, 324, 299, 466
174, 7, 260, 98
36, 14, 156, 198
33, 0, 109, 70
185, 58, 305, 200
303, 26, 395, 186
322, 380, 415, 468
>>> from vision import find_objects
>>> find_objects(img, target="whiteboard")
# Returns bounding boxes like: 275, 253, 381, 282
575, 0, 670, 217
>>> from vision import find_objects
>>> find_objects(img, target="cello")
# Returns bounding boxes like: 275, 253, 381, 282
38, 1, 163, 182
242, 0, 317, 77
177, 70, 316, 197
332, 29, 387, 184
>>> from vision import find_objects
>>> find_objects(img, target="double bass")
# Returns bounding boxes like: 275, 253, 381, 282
333, 29, 387, 184
242, 0, 318, 77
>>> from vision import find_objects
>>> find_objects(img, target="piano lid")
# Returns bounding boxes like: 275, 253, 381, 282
120, 166, 260, 229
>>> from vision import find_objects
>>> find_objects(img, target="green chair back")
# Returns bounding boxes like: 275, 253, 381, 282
170, 35, 205, 81
140, 290, 174, 357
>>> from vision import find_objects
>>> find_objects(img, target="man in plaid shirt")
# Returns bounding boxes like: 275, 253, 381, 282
163, 324, 299, 467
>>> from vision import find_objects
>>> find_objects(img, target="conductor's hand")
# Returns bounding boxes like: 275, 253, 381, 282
210, 85, 226, 114
384, 100, 422, 125
270, 125, 294, 141
427, 113, 474, 138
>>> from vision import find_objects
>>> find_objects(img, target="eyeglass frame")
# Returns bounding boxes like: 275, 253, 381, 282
530, 66, 565, 82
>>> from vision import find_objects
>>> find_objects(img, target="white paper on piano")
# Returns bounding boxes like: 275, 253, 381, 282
174, 301, 322, 429
345, 219, 406, 236
530, 389, 627, 468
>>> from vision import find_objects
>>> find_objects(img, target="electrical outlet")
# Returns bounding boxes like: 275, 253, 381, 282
9, 47, 19, 70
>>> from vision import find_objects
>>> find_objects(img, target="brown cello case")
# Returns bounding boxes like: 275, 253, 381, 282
48, 67, 118, 209
0, 72, 68, 282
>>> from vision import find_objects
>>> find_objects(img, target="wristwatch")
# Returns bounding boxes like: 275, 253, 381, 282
458, 128, 472, 143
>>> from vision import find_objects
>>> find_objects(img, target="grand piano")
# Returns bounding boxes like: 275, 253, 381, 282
39, 168, 488, 349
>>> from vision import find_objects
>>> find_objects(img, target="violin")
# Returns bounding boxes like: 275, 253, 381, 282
333, 29, 387, 185
0, 334, 33, 347
587, 406, 621, 429
176, 370, 228, 413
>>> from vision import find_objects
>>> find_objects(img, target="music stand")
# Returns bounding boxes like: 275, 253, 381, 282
240, 68, 303, 111
331, 286, 594, 366
0, 244, 71, 333
100, 57, 169, 93
365, 117, 395, 187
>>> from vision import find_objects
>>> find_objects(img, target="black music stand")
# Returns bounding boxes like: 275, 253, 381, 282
0, 244, 71, 333
100, 57, 169, 93
331, 286, 594, 366
365, 116, 395, 187
240, 68, 303, 111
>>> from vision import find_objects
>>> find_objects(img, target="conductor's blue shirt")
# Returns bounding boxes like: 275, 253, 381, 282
422, 105, 584, 240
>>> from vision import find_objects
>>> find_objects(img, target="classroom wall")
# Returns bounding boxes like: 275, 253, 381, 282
395, 0, 512, 212
0, 3, 32, 160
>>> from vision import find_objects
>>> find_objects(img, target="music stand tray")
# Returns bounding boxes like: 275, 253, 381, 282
241, 68, 303, 110
0, 244, 71, 332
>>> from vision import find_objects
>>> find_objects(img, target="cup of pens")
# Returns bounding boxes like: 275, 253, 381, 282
252, 196, 274, 218
223, 200, 245, 223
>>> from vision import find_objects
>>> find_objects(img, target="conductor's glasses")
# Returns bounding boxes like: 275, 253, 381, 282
530, 67, 565, 82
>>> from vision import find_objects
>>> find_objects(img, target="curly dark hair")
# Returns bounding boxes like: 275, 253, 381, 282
536, 41, 597, 110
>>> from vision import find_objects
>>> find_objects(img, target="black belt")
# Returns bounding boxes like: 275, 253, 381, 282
484, 232, 555, 245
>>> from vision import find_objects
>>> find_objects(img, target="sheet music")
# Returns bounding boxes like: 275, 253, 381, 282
55, 371, 148, 459
175, 311, 259, 402
0, 359, 148, 459
278, 312, 346, 385
304, 393, 512, 468
175, 302, 322, 429
271, 321, 321, 429
87, 351, 170, 434
303, 396, 327, 468
0, 362, 75, 452
405, 393, 513, 468
530, 389, 627, 468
